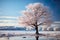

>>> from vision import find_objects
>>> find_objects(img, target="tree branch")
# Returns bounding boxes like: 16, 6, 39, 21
37, 23, 43, 26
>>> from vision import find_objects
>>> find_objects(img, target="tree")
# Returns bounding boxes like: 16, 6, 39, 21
19, 3, 52, 34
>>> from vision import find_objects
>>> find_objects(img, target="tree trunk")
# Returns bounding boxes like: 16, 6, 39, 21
35, 36, 39, 40
35, 22, 39, 40
35, 26, 39, 40
35, 25, 39, 34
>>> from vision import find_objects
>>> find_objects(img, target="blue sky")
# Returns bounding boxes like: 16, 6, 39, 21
0, 0, 60, 21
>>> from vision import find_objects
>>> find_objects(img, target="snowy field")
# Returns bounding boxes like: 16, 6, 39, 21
0, 31, 60, 40
0, 30, 60, 34
0, 36, 60, 40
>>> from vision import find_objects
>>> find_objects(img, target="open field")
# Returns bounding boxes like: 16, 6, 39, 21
0, 31, 60, 40
0, 30, 60, 34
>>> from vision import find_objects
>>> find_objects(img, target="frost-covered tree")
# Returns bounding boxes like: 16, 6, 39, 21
19, 3, 52, 34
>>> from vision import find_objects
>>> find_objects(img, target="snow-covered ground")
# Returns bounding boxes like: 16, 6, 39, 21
0, 30, 60, 40
0, 30, 60, 34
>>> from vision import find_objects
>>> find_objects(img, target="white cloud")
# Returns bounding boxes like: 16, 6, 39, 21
0, 16, 18, 19
0, 23, 18, 26
54, 21, 60, 24
0, 20, 18, 23
0, 16, 19, 26
0, 20, 19, 26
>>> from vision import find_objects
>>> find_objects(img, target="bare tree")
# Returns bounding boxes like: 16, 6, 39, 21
19, 3, 52, 34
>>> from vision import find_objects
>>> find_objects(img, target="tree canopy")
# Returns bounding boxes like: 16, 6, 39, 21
19, 3, 52, 28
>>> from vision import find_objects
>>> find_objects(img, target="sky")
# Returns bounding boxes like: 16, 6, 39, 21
0, 0, 60, 26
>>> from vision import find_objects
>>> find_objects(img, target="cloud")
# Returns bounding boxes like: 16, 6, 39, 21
0, 23, 18, 26
0, 20, 18, 23
0, 20, 19, 26
0, 16, 19, 26
0, 16, 18, 19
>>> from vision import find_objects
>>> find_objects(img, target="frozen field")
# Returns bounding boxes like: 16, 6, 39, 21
0, 30, 60, 34
0, 36, 60, 40
0, 31, 60, 40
